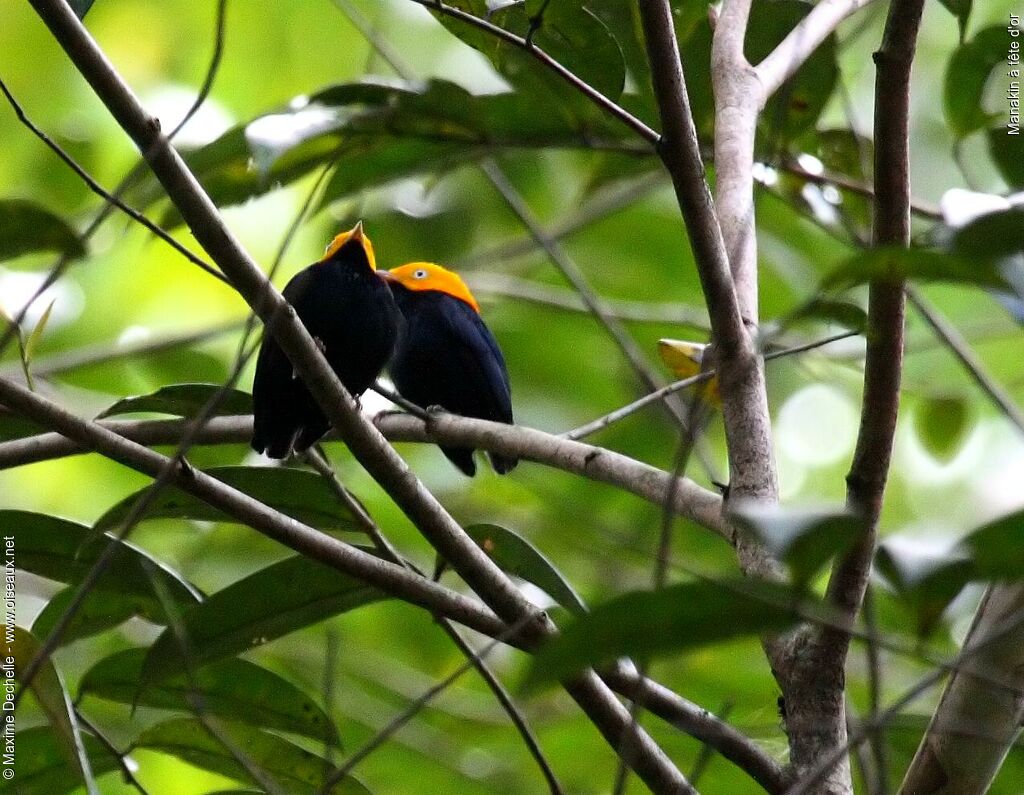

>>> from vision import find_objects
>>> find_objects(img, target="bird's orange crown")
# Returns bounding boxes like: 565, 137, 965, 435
320, 220, 377, 271
385, 262, 480, 313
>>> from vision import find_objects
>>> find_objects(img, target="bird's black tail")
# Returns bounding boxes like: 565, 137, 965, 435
489, 453, 518, 475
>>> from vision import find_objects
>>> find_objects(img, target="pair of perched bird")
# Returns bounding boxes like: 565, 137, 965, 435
250, 222, 515, 476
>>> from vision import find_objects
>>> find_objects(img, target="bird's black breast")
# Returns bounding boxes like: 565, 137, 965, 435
284, 261, 402, 394
250, 256, 401, 458
390, 289, 512, 424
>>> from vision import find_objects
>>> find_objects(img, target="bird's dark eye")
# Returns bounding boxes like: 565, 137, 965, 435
414, 269, 427, 279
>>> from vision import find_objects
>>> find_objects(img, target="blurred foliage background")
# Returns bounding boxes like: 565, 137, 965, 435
1, 0, 1022, 792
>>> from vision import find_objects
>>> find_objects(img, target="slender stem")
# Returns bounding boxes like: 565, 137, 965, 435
306, 448, 564, 795
0, 413, 730, 540
907, 286, 1024, 437
797, 0, 923, 790
755, 0, 877, 98
406, 0, 659, 145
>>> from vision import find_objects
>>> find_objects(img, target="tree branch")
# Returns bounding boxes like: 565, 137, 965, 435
0, 412, 730, 541
793, 0, 922, 791
898, 584, 1024, 794
405, 0, 659, 145
755, 0, 876, 99
638, 0, 779, 575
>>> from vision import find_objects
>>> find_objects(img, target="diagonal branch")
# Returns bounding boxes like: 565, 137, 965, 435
638, 0, 779, 577
405, 0, 659, 145
755, 0, 877, 99
0, 413, 731, 540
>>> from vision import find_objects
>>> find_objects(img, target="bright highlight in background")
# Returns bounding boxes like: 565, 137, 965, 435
777, 384, 858, 466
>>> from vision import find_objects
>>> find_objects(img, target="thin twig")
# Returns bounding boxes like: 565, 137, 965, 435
317, 613, 538, 793
75, 708, 152, 795
405, 0, 659, 145
565, 331, 857, 441
305, 447, 564, 795
467, 272, 710, 329
906, 286, 1024, 437
0, 76, 226, 286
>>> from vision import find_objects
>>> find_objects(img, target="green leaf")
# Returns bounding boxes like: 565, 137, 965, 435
140, 553, 386, 685
138, 77, 643, 222
463, 524, 587, 614
0, 199, 85, 263
13, 727, 116, 795
937, 0, 973, 40
97, 383, 253, 419
1, 510, 202, 623
944, 26, 1014, 139
80, 649, 339, 743
822, 247, 1008, 290
69, 0, 97, 19
430, 1, 625, 107
23, 299, 56, 365
521, 0, 626, 102
781, 297, 867, 334
875, 542, 972, 637
133, 718, 371, 794
522, 578, 819, 691
93, 466, 358, 534
12, 627, 99, 794
913, 396, 971, 461
0, 409, 46, 442
948, 207, 1024, 264
989, 127, 1024, 189
733, 505, 865, 588
957, 509, 1024, 579
32, 586, 142, 645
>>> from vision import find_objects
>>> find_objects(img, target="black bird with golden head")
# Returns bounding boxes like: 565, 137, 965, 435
251, 222, 402, 458
383, 262, 516, 476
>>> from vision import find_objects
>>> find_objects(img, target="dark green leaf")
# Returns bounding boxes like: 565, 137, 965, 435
140, 553, 386, 685
0, 199, 85, 263
522, 578, 821, 690
937, 0, 973, 40
69, 0, 97, 18
913, 396, 971, 461
875, 543, 972, 637
133, 719, 371, 794
32, 586, 142, 645
1, 510, 201, 614
12, 627, 98, 792
781, 297, 867, 334
13, 727, 115, 795
957, 509, 1024, 579
80, 649, 339, 743
93, 466, 358, 534
431, 1, 625, 107
522, 0, 625, 101
97, 383, 253, 419
140, 77, 643, 222
949, 208, 1024, 264
463, 523, 587, 614
0, 410, 46, 442
944, 26, 1014, 139
822, 247, 1008, 290
989, 126, 1024, 189
733, 505, 865, 588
